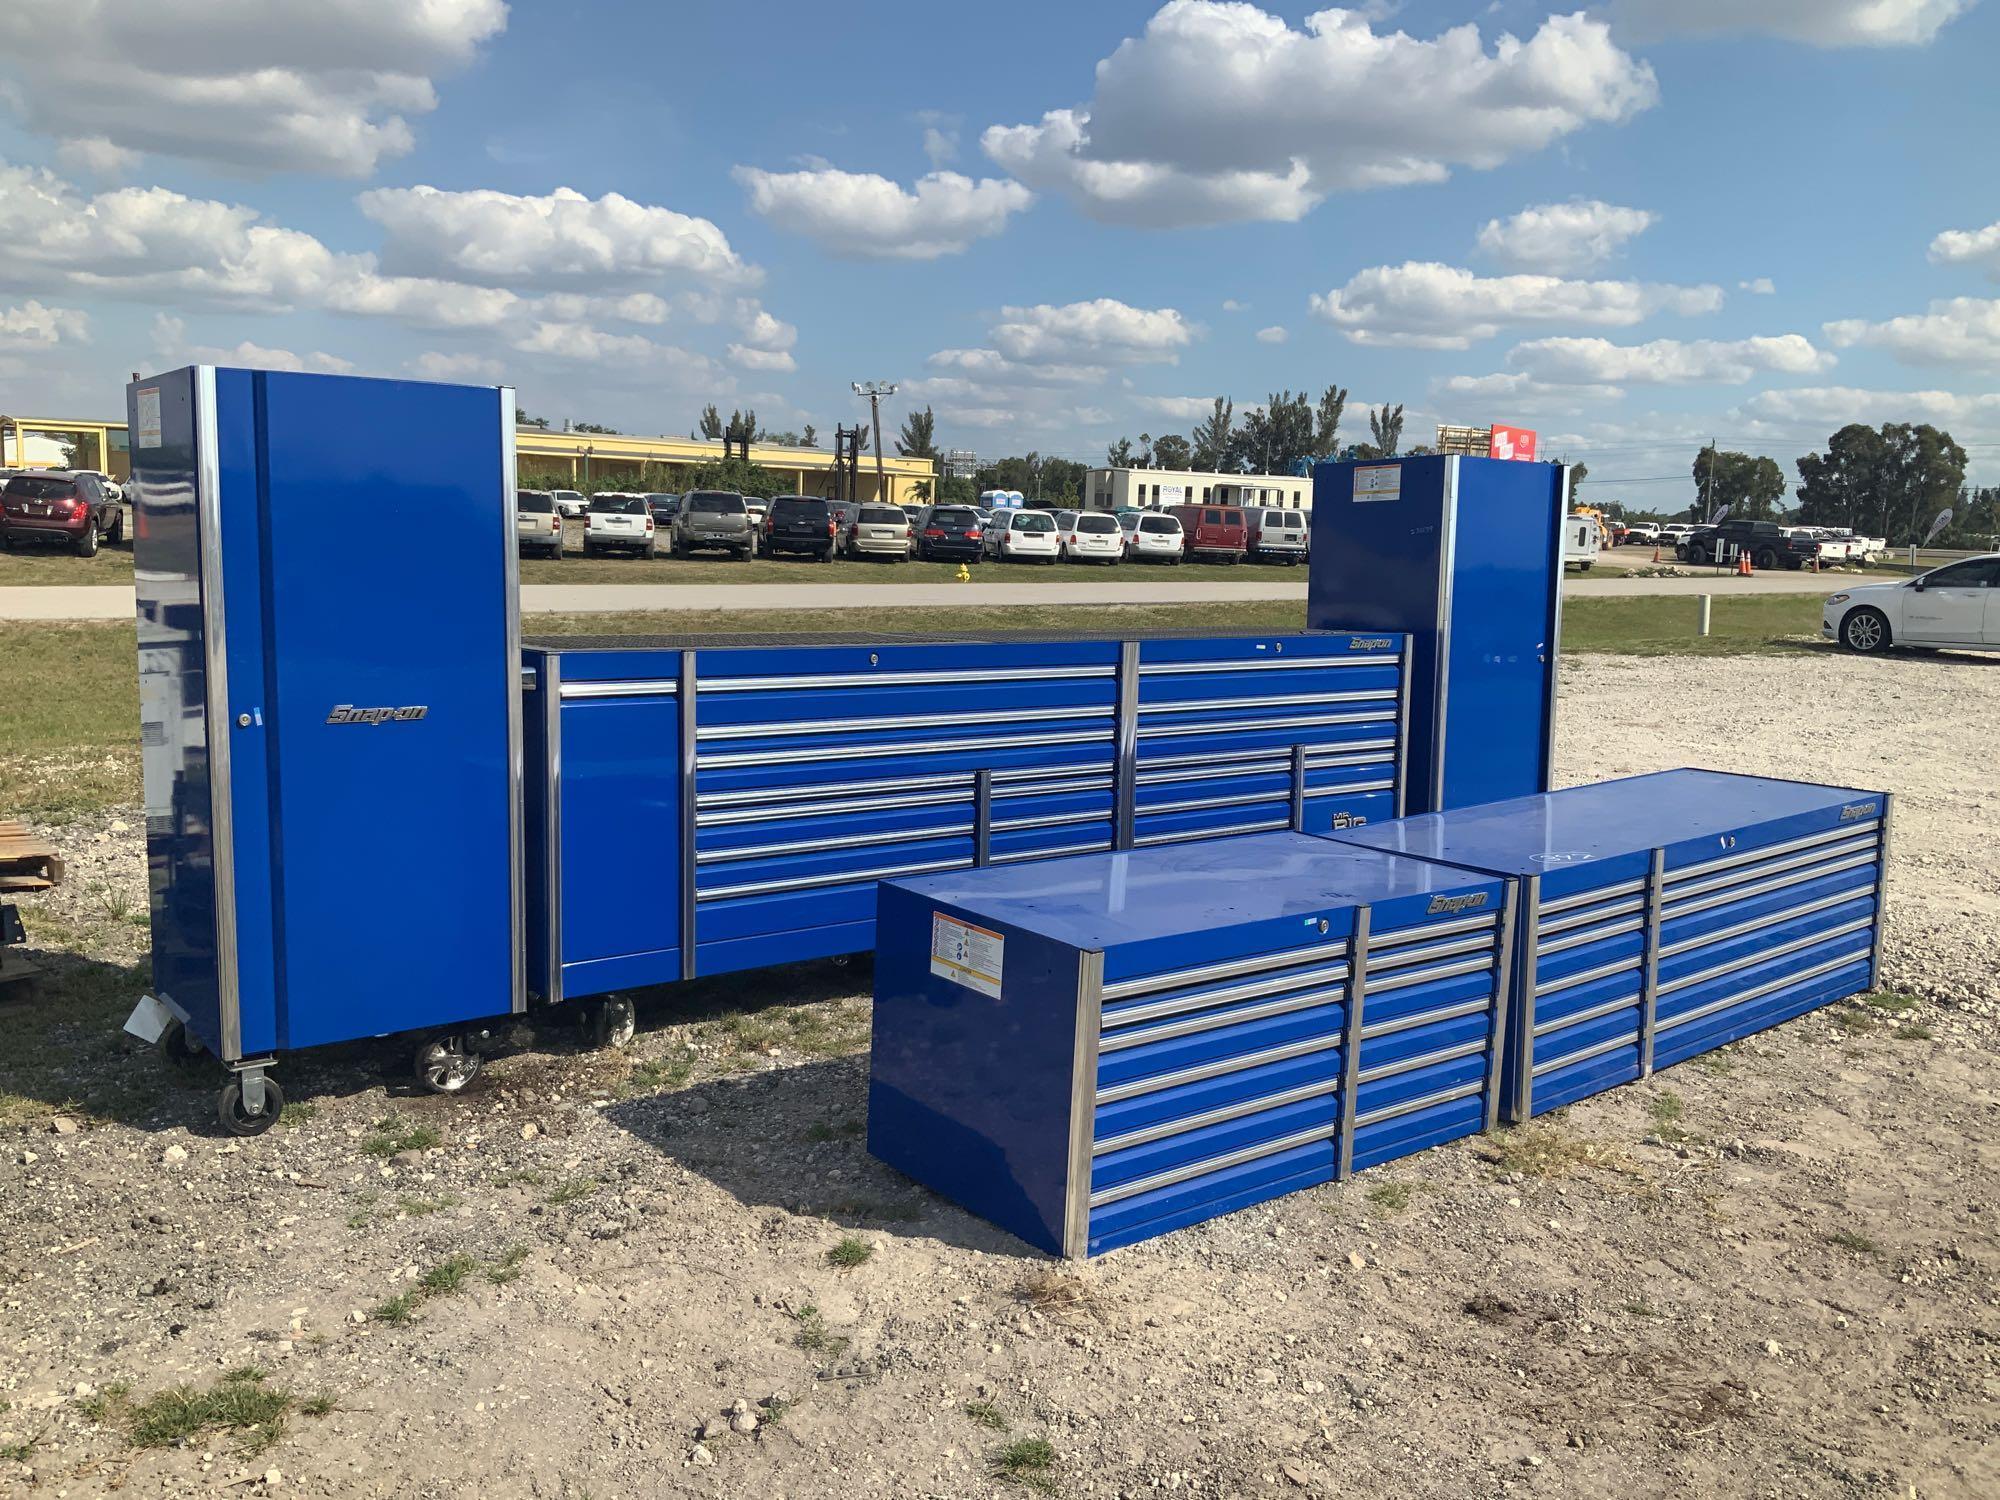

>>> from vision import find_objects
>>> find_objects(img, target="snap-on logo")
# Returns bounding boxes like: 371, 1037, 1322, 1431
1839, 801, 1879, 821
326, 704, 429, 725
1427, 892, 1490, 915
1347, 637, 1393, 651
1328, 812, 1370, 830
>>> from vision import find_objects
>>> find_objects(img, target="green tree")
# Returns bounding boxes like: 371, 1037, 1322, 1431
724, 408, 760, 444
1795, 422, 1967, 543
515, 406, 550, 430
697, 404, 724, 440
1558, 458, 1588, 505
1106, 436, 1136, 468
801, 423, 818, 448
1137, 432, 1154, 467
897, 405, 938, 458
1191, 398, 1234, 471
1313, 385, 1348, 460
1152, 433, 1192, 469
1362, 403, 1404, 459
1693, 444, 1787, 522
937, 474, 979, 504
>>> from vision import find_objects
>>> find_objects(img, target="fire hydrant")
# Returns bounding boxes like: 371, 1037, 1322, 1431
956, 563, 971, 583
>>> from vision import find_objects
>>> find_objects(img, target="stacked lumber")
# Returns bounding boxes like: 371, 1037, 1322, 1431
0, 821, 65, 892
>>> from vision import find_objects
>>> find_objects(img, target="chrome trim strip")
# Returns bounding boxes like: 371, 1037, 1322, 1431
992, 808, 1116, 834
1364, 954, 1495, 995
1515, 875, 1540, 1121
1656, 917, 1877, 998
990, 837, 1113, 865
559, 678, 679, 700
1538, 915, 1645, 955
1135, 654, 1385, 676
1113, 640, 1140, 851
1093, 1079, 1340, 1157
1132, 816, 1291, 847
1657, 886, 1874, 959
1135, 753, 1396, 789
1393, 635, 1411, 818
1354, 1078, 1481, 1131
1660, 851, 1877, 921
1364, 931, 1496, 973
1099, 986, 1346, 1053
1336, 909, 1369, 1179
973, 768, 992, 868
1667, 820, 1881, 883
542, 654, 563, 1005
1357, 1035, 1486, 1086
1544, 463, 1570, 789
1358, 995, 1491, 1041
520, 665, 535, 690
1638, 848, 1664, 1076
1136, 738, 1395, 773
1288, 743, 1307, 831
1663, 835, 1879, 903
1535, 953, 1644, 998
1432, 455, 1459, 806
1539, 877, 1647, 915
678, 650, 698, 980
1095, 1033, 1341, 1106
1135, 705, 1396, 740
700, 664, 1114, 692
1485, 879, 1518, 1131
1532, 990, 1642, 1038
1102, 939, 1351, 1003
1538, 894, 1646, 935
500, 390, 525, 1015
1088, 1118, 1338, 1209
700, 785, 965, 826
1064, 951, 1104, 1259
698, 725, 1111, 769
696, 763, 1112, 811
1135, 782, 1394, 820
194, 366, 241, 1063
1869, 799, 1892, 991
1529, 1030, 1635, 1078
697, 853, 964, 903
696, 819, 971, 864
1652, 946, 1874, 1037
1372, 912, 1499, 947
700, 702, 1113, 740
1138, 688, 1396, 715
1103, 960, 1351, 1027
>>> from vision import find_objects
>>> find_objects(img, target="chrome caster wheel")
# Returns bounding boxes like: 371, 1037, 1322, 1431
587, 995, 636, 1051
414, 1034, 483, 1094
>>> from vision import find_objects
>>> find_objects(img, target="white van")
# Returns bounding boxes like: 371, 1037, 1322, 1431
1246, 508, 1308, 564
1563, 513, 1601, 571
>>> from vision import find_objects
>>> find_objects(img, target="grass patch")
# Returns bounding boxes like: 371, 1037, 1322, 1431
485, 1245, 531, 1285
1690, 1049, 1739, 1077
361, 1117, 441, 1157
992, 1435, 1058, 1492
1366, 1182, 1413, 1213
1828, 1228, 1879, 1256
1863, 991, 1920, 1015
0, 621, 140, 822
371, 1245, 518, 1326
1648, 1092, 1693, 1143
1015, 1269, 1104, 1319
76, 1380, 133, 1422
278, 1100, 315, 1129
1894, 1023, 1935, 1041
489, 1168, 546, 1188
1622, 1301, 1665, 1319
371, 1289, 423, 1327
1831, 1006, 1876, 1036
965, 1399, 1009, 1431
418, 1255, 478, 1295
397, 1194, 462, 1218
114, 1367, 330, 1456
1482, 1124, 1638, 1180
1558, 593, 1826, 658
0, 1441, 30, 1462
791, 1304, 850, 1360
619, 1056, 692, 1098
545, 1175, 598, 1206
826, 1235, 874, 1269
805, 1119, 865, 1144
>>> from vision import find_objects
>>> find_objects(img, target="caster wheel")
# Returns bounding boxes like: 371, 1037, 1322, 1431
414, 1035, 482, 1094
219, 1077, 283, 1136
159, 1017, 206, 1066
588, 995, 636, 1050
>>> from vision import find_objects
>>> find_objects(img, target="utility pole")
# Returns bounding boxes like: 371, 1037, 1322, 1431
853, 381, 896, 503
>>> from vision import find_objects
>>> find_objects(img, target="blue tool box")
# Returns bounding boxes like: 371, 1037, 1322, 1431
866, 833, 1514, 1257
1328, 769, 1890, 1120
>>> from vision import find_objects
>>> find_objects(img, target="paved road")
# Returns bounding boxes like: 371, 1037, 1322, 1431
0, 569, 1862, 621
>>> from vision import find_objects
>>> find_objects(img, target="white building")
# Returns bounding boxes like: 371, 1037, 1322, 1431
1082, 466, 1313, 512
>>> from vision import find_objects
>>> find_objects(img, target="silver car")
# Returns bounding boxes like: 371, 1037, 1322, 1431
846, 504, 914, 561
674, 490, 758, 559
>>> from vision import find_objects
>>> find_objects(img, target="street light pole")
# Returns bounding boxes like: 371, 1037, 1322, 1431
852, 381, 896, 503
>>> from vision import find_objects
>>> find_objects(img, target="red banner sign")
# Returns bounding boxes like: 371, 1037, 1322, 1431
1489, 424, 1537, 462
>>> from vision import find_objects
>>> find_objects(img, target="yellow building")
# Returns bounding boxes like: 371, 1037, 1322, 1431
517, 429, 936, 505
0, 416, 130, 478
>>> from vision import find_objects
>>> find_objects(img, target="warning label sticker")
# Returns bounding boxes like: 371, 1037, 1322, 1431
930, 912, 1004, 998
135, 387, 162, 449
1353, 464, 1401, 502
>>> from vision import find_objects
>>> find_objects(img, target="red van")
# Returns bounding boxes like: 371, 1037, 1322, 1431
1168, 504, 1247, 564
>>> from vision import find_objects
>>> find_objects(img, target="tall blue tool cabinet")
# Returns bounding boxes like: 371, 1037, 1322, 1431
867, 833, 1514, 1257
525, 631, 1411, 1004
1329, 769, 1890, 1120
1307, 455, 1567, 813
127, 368, 522, 1128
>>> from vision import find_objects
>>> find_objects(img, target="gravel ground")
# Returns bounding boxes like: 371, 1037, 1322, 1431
2, 649, 1996, 1499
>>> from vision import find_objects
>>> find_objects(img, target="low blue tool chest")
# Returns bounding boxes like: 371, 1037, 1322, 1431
866, 832, 1514, 1257
1329, 769, 1891, 1120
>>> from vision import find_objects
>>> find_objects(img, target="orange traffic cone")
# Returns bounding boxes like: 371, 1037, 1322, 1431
1651, 546, 1662, 563
1738, 553, 1753, 577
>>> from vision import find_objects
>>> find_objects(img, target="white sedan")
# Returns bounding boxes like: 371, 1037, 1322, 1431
985, 509, 1061, 564
1823, 555, 2000, 654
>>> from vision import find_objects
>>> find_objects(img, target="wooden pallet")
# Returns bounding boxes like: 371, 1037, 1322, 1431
0, 821, 65, 892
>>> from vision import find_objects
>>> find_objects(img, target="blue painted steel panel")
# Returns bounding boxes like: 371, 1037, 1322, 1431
1307, 455, 1564, 812
131, 367, 520, 1063
1326, 768, 1888, 1121
867, 833, 1510, 1257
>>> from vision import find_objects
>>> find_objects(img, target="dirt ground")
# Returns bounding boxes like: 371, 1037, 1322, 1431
2, 648, 1996, 1499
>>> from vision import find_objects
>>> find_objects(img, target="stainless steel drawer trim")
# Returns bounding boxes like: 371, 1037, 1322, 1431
1538, 915, 1645, 956
695, 820, 972, 865
1358, 995, 1490, 1041
1652, 946, 1873, 1037
1657, 887, 1873, 960
1534, 954, 1643, 998
1136, 655, 1389, 677
1538, 895, 1645, 935
698, 726, 1113, 769
700, 702, 1113, 740
1667, 820, 1881, 883
1137, 688, 1396, 715
1102, 939, 1352, 1003
1356, 1036, 1487, 1086
1539, 878, 1646, 915
559, 678, 679, 700
1353, 1079, 1481, 1130
697, 855, 965, 901
1092, 1079, 1341, 1157
1532, 990, 1642, 1038
1134, 706, 1397, 740
1662, 835, 1879, 904
1365, 931, 1496, 973
1655, 916, 1877, 998
1529, 1031, 1637, 1077
1101, 963, 1351, 1028
1660, 851, 1877, 921
1371, 913, 1499, 948
1132, 817, 1291, 846
698, 664, 1114, 693
1095, 1033, 1341, 1106
1098, 986, 1346, 1054
1088, 1119, 1338, 1209
1364, 954, 1494, 995
1136, 738, 1395, 772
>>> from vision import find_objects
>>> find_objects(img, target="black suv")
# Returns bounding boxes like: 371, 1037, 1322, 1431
915, 505, 986, 562
764, 495, 837, 561
1677, 519, 1818, 571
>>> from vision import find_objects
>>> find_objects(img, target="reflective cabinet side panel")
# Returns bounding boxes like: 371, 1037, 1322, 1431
130, 369, 224, 1054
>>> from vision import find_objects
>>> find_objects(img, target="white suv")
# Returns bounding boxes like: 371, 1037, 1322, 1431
583, 493, 658, 558
1057, 511, 1124, 564
986, 509, 1060, 564
1120, 510, 1185, 564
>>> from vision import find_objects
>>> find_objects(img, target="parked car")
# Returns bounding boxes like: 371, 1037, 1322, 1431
1625, 522, 1662, 546
1563, 513, 1601, 571
1658, 523, 1698, 551
1678, 519, 1819, 571
744, 496, 770, 529
915, 505, 986, 561
0, 471, 122, 555
645, 493, 681, 530
846, 504, 914, 561
764, 495, 837, 561
550, 489, 587, 520
985, 509, 1060, 564
1245, 507, 1308, 565
674, 490, 757, 559
1120, 509, 1185, 564
516, 489, 564, 558
1058, 510, 1124, 564
1169, 504, 1248, 563
583, 493, 658, 558
1824, 555, 2000, 654
73, 469, 123, 504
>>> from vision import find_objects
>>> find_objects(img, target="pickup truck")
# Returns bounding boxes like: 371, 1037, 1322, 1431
1676, 519, 1820, 571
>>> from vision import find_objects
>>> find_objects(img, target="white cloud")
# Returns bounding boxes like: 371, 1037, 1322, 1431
1432, 372, 1624, 416
0, 0, 508, 176
360, 185, 755, 287
1612, 1, 1971, 47
1255, 325, 1288, 344
54, 136, 139, 178
732, 299, 796, 352
733, 165, 1031, 259
1133, 394, 1219, 421
1740, 277, 1777, 295
1929, 220, 2000, 280
1739, 386, 2000, 436
1476, 200, 1656, 274
1824, 297, 2000, 368
411, 351, 505, 383
1506, 333, 1834, 386
192, 340, 356, 375
982, 4, 1656, 227
1309, 262, 1724, 349
927, 348, 1105, 385
728, 344, 797, 373
922, 127, 959, 168
0, 298, 90, 348
990, 298, 1193, 364
1221, 299, 1248, 313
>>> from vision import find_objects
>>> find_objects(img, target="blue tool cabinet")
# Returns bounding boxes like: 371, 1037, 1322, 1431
866, 833, 1513, 1257
1307, 455, 1566, 813
524, 631, 1410, 1004
1329, 769, 1890, 1120
126, 367, 522, 1130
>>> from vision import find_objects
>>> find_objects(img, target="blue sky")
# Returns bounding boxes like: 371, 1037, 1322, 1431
1, 1, 1995, 506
